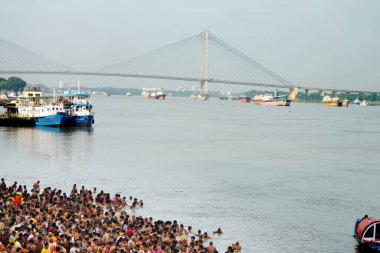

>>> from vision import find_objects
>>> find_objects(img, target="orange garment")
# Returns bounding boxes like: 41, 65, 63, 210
13, 195, 21, 206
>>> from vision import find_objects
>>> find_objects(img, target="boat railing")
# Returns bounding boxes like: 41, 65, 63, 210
63, 90, 91, 96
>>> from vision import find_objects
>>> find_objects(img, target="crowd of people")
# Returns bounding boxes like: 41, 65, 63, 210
0, 179, 242, 253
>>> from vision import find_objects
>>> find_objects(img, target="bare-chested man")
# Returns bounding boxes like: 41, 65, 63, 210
232, 241, 241, 252
206, 241, 217, 253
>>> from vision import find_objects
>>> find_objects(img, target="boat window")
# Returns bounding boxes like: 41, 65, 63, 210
375, 224, 380, 241
364, 225, 374, 240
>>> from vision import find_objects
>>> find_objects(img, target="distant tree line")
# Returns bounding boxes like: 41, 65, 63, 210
0, 76, 27, 91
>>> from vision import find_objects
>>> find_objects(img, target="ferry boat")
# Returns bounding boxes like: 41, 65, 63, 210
321, 96, 341, 106
354, 216, 380, 251
252, 94, 274, 104
190, 94, 208, 101
126, 92, 132, 97
260, 98, 291, 106
63, 89, 94, 127
141, 88, 166, 99
257, 89, 291, 106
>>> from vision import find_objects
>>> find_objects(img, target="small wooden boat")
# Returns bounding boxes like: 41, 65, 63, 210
354, 216, 380, 251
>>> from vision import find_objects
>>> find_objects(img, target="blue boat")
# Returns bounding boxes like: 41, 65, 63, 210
35, 112, 70, 127
63, 89, 94, 127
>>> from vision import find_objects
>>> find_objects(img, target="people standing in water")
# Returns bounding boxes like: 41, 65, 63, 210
0, 179, 238, 253
232, 241, 242, 252
31, 181, 40, 193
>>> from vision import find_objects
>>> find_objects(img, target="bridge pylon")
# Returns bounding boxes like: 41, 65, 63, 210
200, 30, 209, 100
288, 87, 299, 101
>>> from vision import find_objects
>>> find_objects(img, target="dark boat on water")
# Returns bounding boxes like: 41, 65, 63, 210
354, 216, 380, 251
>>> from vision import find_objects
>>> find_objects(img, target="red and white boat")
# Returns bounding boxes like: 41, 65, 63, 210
354, 216, 380, 251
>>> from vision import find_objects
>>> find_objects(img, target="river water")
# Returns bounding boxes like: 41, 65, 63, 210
1, 96, 379, 252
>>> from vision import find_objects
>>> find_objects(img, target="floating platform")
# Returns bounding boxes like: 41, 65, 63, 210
0, 116, 35, 127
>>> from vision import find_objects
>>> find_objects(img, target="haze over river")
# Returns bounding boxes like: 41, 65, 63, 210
1, 96, 379, 252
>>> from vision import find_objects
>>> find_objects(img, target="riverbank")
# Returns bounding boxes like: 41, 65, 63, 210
0, 179, 240, 253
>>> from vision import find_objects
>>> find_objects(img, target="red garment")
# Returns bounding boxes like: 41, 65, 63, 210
13, 196, 21, 206
127, 228, 134, 236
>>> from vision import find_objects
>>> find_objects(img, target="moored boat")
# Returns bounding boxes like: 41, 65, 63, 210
190, 94, 208, 101
260, 98, 291, 106
142, 88, 166, 100
252, 94, 274, 104
255, 89, 290, 106
1, 86, 69, 127
353, 98, 361, 105
33, 104, 69, 127
354, 216, 380, 251
321, 96, 340, 106
156, 90, 166, 100
341, 99, 349, 107
63, 89, 94, 127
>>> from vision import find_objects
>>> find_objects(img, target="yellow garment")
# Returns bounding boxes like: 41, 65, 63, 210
41, 248, 49, 253
14, 241, 22, 249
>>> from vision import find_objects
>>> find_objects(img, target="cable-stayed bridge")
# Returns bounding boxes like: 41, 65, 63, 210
0, 31, 378, 99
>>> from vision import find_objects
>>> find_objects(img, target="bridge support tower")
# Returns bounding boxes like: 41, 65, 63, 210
200, 30, 209, 100
288, 87, 299, 101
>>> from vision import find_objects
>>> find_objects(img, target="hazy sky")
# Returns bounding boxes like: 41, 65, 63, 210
0, 0, 379, 91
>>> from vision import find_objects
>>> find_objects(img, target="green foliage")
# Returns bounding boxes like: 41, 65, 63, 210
0, 76, 27, 91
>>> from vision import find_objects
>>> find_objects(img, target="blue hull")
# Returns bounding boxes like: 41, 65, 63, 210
35, 113, 69, 127
67, 115, 94, 127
